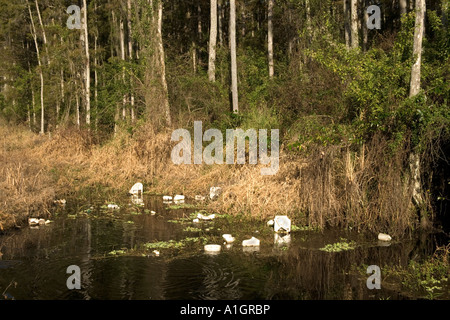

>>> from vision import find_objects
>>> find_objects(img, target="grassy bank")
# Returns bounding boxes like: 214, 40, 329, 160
0, 122, 436, 237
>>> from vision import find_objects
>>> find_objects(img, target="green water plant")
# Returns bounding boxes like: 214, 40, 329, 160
319, 238, 356, 252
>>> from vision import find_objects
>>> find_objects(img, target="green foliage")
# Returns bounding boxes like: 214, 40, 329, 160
319, 238, 357, 252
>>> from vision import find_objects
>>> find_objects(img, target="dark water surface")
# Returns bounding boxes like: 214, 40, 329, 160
0, 195, 448, 300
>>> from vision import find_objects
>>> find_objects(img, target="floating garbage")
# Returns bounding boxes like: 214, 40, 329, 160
54, 199, 66, 205
174, 195, 185, 201
222, 234, 235, 244
197, 213, 216, 221
150, 210, 156, 215
274, 215, 291, 233
242, 237, 260, 247
267, 220, 274, 227
274, 233, 291, 246
378, 233, 392, 241
129, 182, 143, 196
28, 218, 40, 226
28, 218, 51, 227
131, 196, 144, 206
193, 218, 200, 223
152, 250, 160, 257
163, 195, 173, 201
204, 244, 221, 254
195, 195, 206, 201
108, 204, 120, 210
209, 187, 222, 200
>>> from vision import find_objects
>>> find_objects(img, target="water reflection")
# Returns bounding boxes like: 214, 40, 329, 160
0, 194, 448, 300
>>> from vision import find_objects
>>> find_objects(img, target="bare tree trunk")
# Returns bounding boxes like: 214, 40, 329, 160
400, 0, 408, 16
82, 0, 91, 127
305, 0, 312, 43
208, 0, 218, 82
409, 0, 427, 226
344, 0, 351, 48
127, 0, 135, 123
120, 15, 127, 121
230, 0, 238, 113
350, 0, 359, 48
361, 0, 368, 51
34, 0, 50, 65
157, 0, 172, 126
27, 1, 45, 135
268, 0, 274, 78
218, 0, 223, 47
410, 0, 425, 97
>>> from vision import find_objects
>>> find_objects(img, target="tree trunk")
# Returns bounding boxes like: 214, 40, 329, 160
27, 1, 45, 135
350, 0, 359, 48
157, 0, 172, 126
268, 0, 274, 78
120, 15, 127, 121
229, 0, 238, 113
409, 0, 428, 227
82, 0, 91, 127
400, 0, 408, 16
34, 0, 50, 65
344, 0, 351, 48
208, 0, 218, 82
127, 0, 135, 123
218, 0, 223, 47
362, 0, 368, 51
410, 0, 425, 97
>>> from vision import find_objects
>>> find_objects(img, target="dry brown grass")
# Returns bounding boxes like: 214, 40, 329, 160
0, 124, 422, 236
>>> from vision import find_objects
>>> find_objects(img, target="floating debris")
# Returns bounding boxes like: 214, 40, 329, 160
193, 218, 200, 223
163, 195, 173, 201
131, 196, 144, 206
378, 233, 392, 242
54, 199, 66, 205
28, 218, 40, 226
152, 250, 160, 257
197, 213, 216, 221
274, 233, 291, 246
274, 215, 291, 233
129, 182, 143, 196
174, 194, 185, 201
267, 219, 274, 227
204, 244, 221, 254
222, 234, 236, 244
107, 204, 120, 210
209, 187, 222, 200
242, 236, 260, 247
28, 218, 51, 227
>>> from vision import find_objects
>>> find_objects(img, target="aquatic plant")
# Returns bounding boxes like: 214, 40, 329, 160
319, 239, 356, 252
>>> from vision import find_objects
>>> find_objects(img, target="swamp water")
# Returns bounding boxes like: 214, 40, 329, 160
0, 194, 448, 300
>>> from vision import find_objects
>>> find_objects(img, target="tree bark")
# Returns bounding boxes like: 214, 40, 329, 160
409, 0, 428, 227
350, 0, 359, 48
127, 0, 135, 123
400, 0, 408, 16
157, 0, 172, 126
27, 1, 45, 135
344, 0, 351, 48
82, 0, 91, 126
230, 0, 238, 113
410, 0, 425, 97
268, 0, 274, 78
34, 0, 50, 65
208, 0, 218, 82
